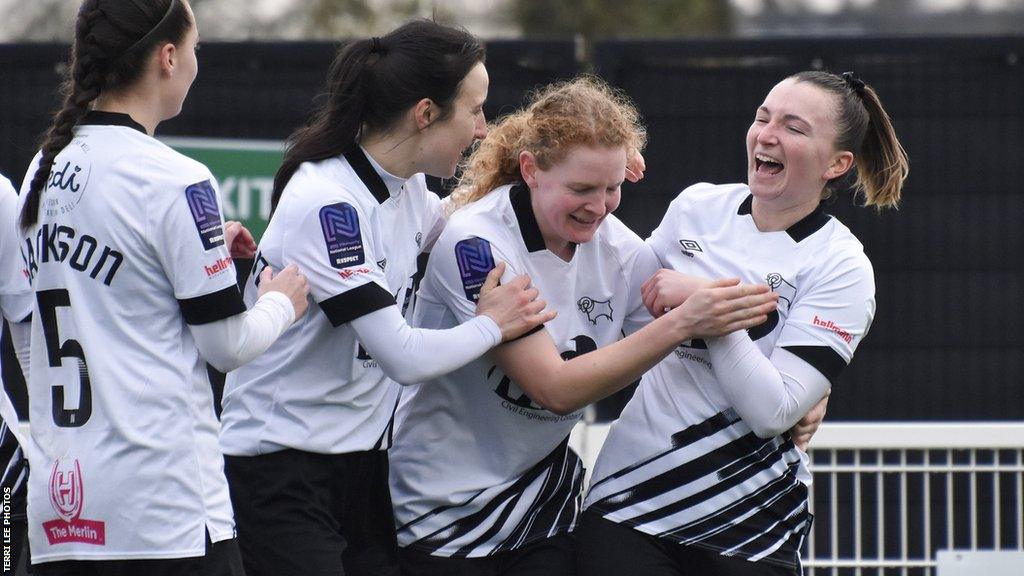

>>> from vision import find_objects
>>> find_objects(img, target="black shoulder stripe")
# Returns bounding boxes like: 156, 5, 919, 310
178, 286, 246, 325
319, 282, 395, 327
782, 345, 847, 384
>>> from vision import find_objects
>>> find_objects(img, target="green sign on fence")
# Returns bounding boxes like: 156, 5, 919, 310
163, 137, 284, 242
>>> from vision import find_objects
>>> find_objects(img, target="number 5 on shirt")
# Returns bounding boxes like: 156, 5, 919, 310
37, 288, 92, 427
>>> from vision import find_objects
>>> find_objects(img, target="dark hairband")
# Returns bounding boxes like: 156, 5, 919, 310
122, 0, 179, 57
841, 71, 866, 94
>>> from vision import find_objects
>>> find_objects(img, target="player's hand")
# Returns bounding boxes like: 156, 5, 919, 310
625, 149, 646, 183
225, 221, 257, 259
641, 269, 713, 318
476, 262, 557, 342
669, 278, 777, 338
790, 390, 830, 451
258, 264, 309, 321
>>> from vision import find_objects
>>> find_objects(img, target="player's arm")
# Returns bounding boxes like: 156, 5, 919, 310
639, 267, 838, 439
704, 338, 832, 438
704, 258, 873, 438
0, 178, 33, 375
299, 196, 550, 386
791, 391, 830, 451
490, 280, 778, 415
189, 265, 309, 372
350, 263, 552, 386
150, 174, 309, 372
6, 320, 29, 375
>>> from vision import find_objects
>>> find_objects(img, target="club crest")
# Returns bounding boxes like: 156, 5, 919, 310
578, 296, 613, 324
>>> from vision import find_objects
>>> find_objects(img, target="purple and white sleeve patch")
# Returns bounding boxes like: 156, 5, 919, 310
185, 180, 225, 251
455, 237, 495, 303
320, 202, 365, 269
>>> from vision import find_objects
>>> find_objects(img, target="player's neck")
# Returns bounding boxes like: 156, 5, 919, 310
92, 92, 161, 136
541, 233, 575, 262
361, 130, 420, 179
750, 195, 820, 233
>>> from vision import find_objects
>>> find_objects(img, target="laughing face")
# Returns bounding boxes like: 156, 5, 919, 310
419, 61, 489, 178
522, 145, 627, 261
746, 78, 854, 208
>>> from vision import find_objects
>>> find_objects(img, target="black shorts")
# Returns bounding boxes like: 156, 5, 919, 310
31, 537, 245, 576
224, 449, 398, 576
398, 532, 576, 576
576, 511, 797, 576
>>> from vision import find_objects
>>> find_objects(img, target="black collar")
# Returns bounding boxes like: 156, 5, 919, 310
343, 147, 391, 205
737, 194, 830, 243
80, 111, 147, 134
509, 183, 547, 252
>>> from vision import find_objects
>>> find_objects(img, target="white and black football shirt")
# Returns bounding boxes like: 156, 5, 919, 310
389, 183, 657, 558
219, 147, 446, 456
15, 112, 245, 562
0, 176, 31, 323
585, 183, 875, 569
0, 175, 31, 521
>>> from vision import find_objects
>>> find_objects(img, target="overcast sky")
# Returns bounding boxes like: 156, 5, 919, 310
0, 0, 1019, 41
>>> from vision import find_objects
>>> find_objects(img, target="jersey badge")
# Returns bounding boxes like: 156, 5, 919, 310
415, 232, 423, 249
186, 180, 225, 250
320, 202, 365, 268
455, 237, 495, 302
578, 296, 614, 324
43, 459, 106, 546
678, 239, 703, 258
765, 272, 797, 310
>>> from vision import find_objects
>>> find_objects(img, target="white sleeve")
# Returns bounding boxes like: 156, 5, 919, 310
189, 291, 295, 372
8, 319, 30, 375
622, 239, 658, 336
707, 331, 831, 438
147, 173, 248, 325
645, 184, 708, 266
285, 195, 395, 327
349, 304, 501, 385
0, 177, 32, 323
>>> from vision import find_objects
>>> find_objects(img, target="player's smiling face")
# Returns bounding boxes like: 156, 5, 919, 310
746, 78, 849, 206
523, 145, 626, 260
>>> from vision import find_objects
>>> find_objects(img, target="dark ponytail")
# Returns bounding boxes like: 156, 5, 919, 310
789, 70, 909, 210
271, 20, 485, 210
21, 0, 192, 228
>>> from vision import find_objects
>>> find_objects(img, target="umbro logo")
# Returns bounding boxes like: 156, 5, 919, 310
377, 258, 387, 270
678, 239, 703, 257
578, 296, 613, 324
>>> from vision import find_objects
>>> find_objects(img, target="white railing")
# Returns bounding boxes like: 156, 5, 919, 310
570, 422, 1024, 576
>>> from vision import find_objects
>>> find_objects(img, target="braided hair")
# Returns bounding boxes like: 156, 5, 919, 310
21, 0, 192, 228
